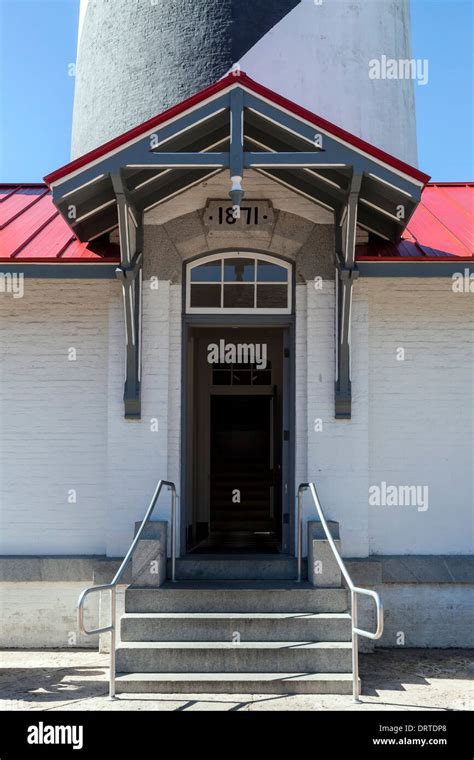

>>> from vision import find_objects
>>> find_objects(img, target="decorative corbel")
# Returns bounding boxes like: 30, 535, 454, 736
335, 173, 362, 419
111, 173, 143, 419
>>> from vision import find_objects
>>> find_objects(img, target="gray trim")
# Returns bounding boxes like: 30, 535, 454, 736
345, 555, 474, 586
56, 84, 423, 245
245, 151, 345, 167
129, 152, 230, 168
56, 96, 232, 198
243, 93, 423, 199
180, 252, 297, 555
357, 261, 474, 277
335, 267, 360, 419
1, 554, 472, 584
0, 264, 118, 279
230, 88, 244, 180
180, 317, 296, 556
113, 173, 144, 419
334, 174, 362, 419
0, 556, 129, 584
2, 261, 467, 281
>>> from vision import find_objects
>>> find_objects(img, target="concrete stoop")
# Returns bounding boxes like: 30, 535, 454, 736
115, 578, 354, 695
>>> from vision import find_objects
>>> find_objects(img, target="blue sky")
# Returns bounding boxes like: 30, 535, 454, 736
0, 0, 472, 183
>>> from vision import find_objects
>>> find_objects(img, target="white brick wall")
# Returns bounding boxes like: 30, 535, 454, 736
304, 280, 370, 557
0, 276, 472, 559
364, 278, 473, 555
302, 277, 473, 556
104, 280, 174, 557
0, 280, 115, 554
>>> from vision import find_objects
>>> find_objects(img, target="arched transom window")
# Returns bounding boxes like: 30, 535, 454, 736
186, 253, 292, 314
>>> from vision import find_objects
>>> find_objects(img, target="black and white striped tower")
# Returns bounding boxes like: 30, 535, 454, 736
72, 0, 417, 164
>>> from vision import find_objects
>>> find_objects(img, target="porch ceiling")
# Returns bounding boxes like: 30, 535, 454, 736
44, 72, 429, 245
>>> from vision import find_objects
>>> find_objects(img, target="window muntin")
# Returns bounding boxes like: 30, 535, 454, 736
186, 253, 291, 314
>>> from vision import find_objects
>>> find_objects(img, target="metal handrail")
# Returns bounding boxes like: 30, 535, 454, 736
297, 482, 384, 703
77, 478, 177, 699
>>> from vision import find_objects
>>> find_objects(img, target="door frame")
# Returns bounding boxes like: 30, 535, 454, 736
180, 314, 296, 556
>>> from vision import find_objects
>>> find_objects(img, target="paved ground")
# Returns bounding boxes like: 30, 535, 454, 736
0, 649, 472, 711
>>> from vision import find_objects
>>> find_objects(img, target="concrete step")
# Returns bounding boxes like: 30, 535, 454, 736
212, 522, 273, 532
120, 612, 352, 642
115, 672, 355, 694
169, 557, 304, 581
125, 582, 347, 613
115, 641, 352, 673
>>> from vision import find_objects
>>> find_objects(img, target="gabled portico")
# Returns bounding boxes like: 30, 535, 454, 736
45, 71, 429, 420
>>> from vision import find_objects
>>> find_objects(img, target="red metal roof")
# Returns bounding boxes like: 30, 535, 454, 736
357, 183, 474, 260
44, 71, 430, 187
0, 182, 471, 264
0, 184, 120, 262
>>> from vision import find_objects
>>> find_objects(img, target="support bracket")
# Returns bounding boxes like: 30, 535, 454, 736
335, 173, 362, 419
112, 173, 143, 420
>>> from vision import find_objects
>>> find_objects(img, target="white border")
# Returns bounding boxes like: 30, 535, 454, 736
186, 251, 292, 315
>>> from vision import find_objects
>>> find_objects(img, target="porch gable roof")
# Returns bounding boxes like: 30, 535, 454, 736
42, 71, 430, 246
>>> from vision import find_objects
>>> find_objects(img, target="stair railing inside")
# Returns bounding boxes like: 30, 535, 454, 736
296, 482, 384, 703
77, 479, 177, 699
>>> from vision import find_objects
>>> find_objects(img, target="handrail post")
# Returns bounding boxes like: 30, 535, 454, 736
171, 486, 177, 583
77, 478, 178, 700
109, 587, 116, 700
297, 487, 304, 582
351, 589, 360, 703
296, 481, 383, 704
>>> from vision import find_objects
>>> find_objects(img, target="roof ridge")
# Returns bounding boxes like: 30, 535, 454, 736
44, 70, 430, 187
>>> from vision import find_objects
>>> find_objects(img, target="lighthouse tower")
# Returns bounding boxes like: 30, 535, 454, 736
71, 0, 418, 165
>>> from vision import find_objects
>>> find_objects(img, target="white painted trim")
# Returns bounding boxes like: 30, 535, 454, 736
334, 273, 339, 382
246, 106, 320, 148
88, 223, 119, 241
53, 81, 424, 193
304, 168, 343, 190
357, 222, 391, 241
249, 162, 346, 169
126, 163, 225, 169
149, 107, 227, 151
121, 286, 129, 345
186, 252, 292, 315
255, 168, 335, 213
132, 138, 228, 192
138, 267, 143, 383
204, 137, 230, 152
74, 199, 116, 224
245, 136, 343, 190
133, 169, 171, 191
128, 207, 138, 228
360, 197, 404, 223
49, 87, 240, 188
242, 87, 425, 188
142, 169, 223, 214
61, 174, 107, 199
367, 172, 415, 198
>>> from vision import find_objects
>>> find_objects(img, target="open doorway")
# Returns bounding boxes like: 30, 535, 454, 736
184, 326, 292, 554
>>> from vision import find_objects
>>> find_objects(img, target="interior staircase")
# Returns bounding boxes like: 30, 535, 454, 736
114, 558, 354, 695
